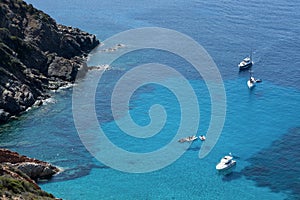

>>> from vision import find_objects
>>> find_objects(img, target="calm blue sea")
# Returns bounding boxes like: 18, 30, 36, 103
1, 0, 300, 199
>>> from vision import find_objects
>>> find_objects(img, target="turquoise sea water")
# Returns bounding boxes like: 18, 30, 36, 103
1, 0, 300, 199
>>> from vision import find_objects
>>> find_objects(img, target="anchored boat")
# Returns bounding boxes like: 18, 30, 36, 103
216, 154, 236, 171
238, 51, 253, 70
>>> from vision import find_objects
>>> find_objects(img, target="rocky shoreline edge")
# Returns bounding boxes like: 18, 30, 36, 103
0, 0, 100, 124
0, 148, 60, 199
0, 0, 101, 198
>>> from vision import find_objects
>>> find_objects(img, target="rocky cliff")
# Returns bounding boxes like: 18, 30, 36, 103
0, 0, 100, 124
0, 149, 59, 180
0, 149, 60, 199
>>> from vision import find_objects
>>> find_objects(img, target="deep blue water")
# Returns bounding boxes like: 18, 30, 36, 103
0, 0, 299, 199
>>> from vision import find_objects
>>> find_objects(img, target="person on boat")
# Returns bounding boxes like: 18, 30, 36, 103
249, 77, 255, 83
199, 135, 206, 141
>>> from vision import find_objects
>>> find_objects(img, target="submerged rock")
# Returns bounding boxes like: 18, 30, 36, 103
242, 127, 300, 199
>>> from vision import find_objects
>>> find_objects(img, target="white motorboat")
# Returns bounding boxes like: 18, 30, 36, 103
247, 70, 262, 89
238, 53, 253, 70
199, 135, 206, 141
247, 76, 256, 89
216, 155, 236, 171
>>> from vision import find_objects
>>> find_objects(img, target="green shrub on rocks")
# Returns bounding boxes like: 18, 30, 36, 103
0, 176, 55, 199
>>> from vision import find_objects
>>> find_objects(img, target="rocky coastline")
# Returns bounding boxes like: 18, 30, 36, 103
0, 0, 100, 124
0, 148, 60, 199
0, 0, 101, 198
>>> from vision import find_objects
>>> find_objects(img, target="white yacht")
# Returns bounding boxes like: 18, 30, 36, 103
216, 155, 236, 171
247, 71, 262, 89
238, 56, 253, 70
247, 76, 256, 89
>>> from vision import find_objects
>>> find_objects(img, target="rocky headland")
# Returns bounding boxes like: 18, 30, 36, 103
0, 149, 60, 199
0, 0, 100, 124
0, 0, 101, 198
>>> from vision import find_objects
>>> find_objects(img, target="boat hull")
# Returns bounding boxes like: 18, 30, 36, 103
247, 80, 255, 89
216, 160, 236, 171
238, 62, 252, 70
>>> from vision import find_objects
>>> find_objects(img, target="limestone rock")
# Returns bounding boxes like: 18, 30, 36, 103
16, 162, 58, 180
0, 149, 60, 180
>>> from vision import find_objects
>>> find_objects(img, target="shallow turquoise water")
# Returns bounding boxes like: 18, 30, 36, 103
1, 0, 299, 199
1, 77, 299, 199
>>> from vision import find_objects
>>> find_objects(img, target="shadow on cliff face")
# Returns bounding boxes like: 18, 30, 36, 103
0, 0, 99, 124
242, 127, 300, 199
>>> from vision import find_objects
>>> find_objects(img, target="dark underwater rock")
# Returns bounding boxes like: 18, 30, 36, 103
242, 127, 300, 199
